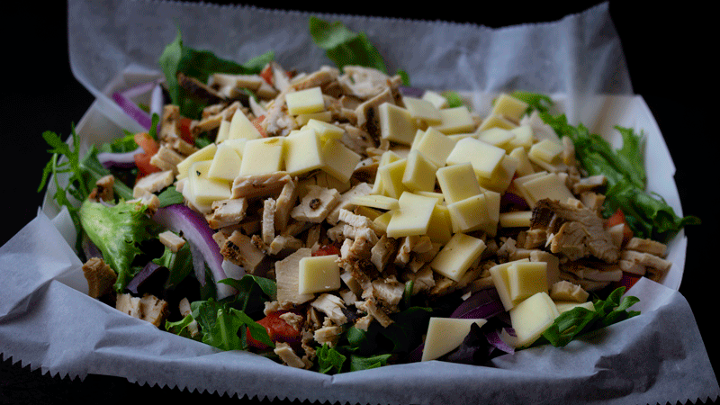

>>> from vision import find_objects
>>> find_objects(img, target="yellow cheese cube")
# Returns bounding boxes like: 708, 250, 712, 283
476, 127, 515, 149
446, 137, 506, 179
385, 192, 438, 238
350, 194, 400, 211
477, 154, 519, 193
305, 119, 344, 143
295, 111, 333, 126
521, 172, 574, 206
429, 232, 486, 282
402, 96, 442, 125
426, 204, 453, 245
421, 317, 487, 362
436, 162, 483, 204
422, 90, 449, 109
477, 113, 517, 132
499, 211, 533, 228
413, 127, 457, 168
228, 108, 263, 140
298, 254, 341, 294
207, 143, 242, 181
507, 125, 534, 151
286, 87, 325, 115
447, 194, 489, 234
239, 137, 285, 176
402, 150, 438, 193
529, 139, 564, 166
378, 150, 403, 166
176, 143, 217, 180
509, 146, 535, 177
373, 211, 393, 231
377, 158, 408, 199
415, 191, 444, 205
431, 106, 475, 135
188, 160, 232, 206
508, 261, 549, 305
215, 118, 231, 143
379, 102, 418, 145
283, 128, 324, 177
491, 93, 530, 122
222, 138, 248, 158
489, 259, 530, 311
508, 292, 559, 348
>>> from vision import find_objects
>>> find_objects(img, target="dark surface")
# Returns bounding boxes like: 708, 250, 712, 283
1, 1, 715, 404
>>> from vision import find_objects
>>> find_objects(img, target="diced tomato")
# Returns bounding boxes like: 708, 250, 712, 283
312, 243, 341, 257
259, 64, 274, 86
134, 132, 159, 155
252, 115, 267, 138
606, 208, 633, 244
179, 117, 195, 144
612, 272, 642, 290
246, 310, 302, 350
134, 152, 161, 179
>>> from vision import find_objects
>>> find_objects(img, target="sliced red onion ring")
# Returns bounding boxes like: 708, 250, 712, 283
112, 79, 164, 131
96, 146, 144, 169
152, 204, 233, 299
113, 91, 152, 130
450, 288, 504, 319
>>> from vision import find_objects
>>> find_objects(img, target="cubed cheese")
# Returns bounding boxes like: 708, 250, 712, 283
239, 137, 285, 176
176, 143, 217, 180
422, 90, 449, 109
412, 127, 457, 168
188, 160, 232, 206
491, 93, 529, 122
286, 87, 325, 115
477, 113, 517, 131
402, 150, 438, 193
488, 259, 530, 311
402, 96, 442, 125
508, 261, 549, 305
377, 158, 408, 199
436, 162, 483, 204
421, 317, 487, 362
379, 102, 418, 145
227, 108, 263, 140
508, 292, 559, 348
283, 128, 324, 176
321, 139, 362, 184
446, 137, 506, 179
298, 254, 341, 294
431, 106, 475, 134
208, 143, 243, 181
385, 192, 438, 238
430, 232, 486, 282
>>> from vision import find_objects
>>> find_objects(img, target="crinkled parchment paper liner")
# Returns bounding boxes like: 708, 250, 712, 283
1, 1, 718, 404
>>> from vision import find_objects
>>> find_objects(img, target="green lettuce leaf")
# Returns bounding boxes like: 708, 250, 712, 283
191, 299, 274, 351
317, 343, 347, 374
308, 16, 387, 74
79, 199, 160, 291
158, 28, 274, 119
152, 241, 194, 289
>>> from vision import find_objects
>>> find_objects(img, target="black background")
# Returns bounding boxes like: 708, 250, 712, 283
1, 1, 715, 404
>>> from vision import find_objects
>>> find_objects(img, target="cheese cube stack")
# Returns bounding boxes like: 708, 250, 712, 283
421, 317, 487, 362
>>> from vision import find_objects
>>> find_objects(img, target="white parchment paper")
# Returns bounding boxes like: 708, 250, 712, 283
1, 0, 718, 404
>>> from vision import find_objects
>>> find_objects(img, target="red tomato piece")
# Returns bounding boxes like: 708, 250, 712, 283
252, 115, 267, 138
612, 272, 642, 290
259, 64, 274, 86
606, 208, 633, 244
134, 132, 159, 155
179, 117, 195, 144
134, 152, 161, 179
246, 310, 302, 350
312, 243, 341, 257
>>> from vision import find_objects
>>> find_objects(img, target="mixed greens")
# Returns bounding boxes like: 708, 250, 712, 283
37, 17, 698, 375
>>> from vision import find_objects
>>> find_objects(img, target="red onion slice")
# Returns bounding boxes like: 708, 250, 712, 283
450, 288, 504, 319
152, 204, 233, 299
96, 146, 144, 169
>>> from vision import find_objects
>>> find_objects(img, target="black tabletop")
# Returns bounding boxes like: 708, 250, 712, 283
1, 1, 715, 404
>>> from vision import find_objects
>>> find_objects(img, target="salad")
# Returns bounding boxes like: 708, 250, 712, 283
38, 17, 699, 374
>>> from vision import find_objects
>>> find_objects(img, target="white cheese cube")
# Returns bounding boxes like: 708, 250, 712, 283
476, 127, 515, 149
491, 93, 529, 122
305, 119, 344, 143
430, 232, 486, 282
321, 138, 361, 184
446, 137, 506, 180
350, 194, 400, 211
208, 143, 243, 181
421, 317, 487, 362
228, 108, 263, 140
509, 146, 535, 177
431, 106, 475, 134
422, 90, 449, 109
283, 128, 324, 177
402, 96, 442, 125
508, 261, 549, 305
239, 137, 285, 176
176, 143, 217, 180
379, 102, 418, 145
488, 259, 530, 311
477, 154, 519, 193
436, 162, 483, 204
426, 204, 453, 245
376, 158, 408, 199
215, 118, 232, 143
298, 254, 341, 295
554, 301, 594, 314
507, 125, 534, 151
499, 211, 533, 228
477, 113, 517, 131
520, 172, 574, 206
402, 150, 438, 193
286, 87, 325, 115
413, 127, 457, 168
447, 194, 489, 234
508, 292, 559, 348
295, 111, 333, 126
188, 160, 232, 206
385, 192, 438, 238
